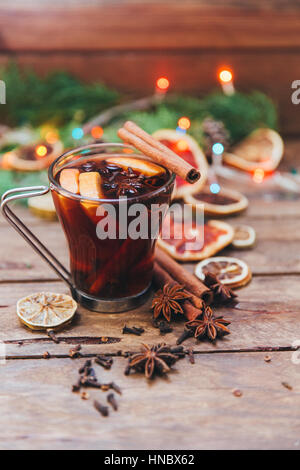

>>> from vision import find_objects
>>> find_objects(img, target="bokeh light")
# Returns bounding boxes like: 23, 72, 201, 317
45, 130, 59, 144
212, 143, 224, 155
91, 126, 103, 139
253, 168, 265, 183
176, 139, 189, 152
219, 69, 233, 83
72, 127, 84, 140
210, 183, 221, 194
35, 145, 48, 158
178, 117, 191, 130
156, 77, 170, 91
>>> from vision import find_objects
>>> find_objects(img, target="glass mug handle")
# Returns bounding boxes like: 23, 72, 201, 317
1, 186, 73, 289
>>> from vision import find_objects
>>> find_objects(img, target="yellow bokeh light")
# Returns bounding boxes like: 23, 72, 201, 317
91, 126, 104, 139
178, 117, 191, 130
253, 168, 265, 183
219, 69, 233, 83
45, 130, 59, 144
156, 77, 170, 91
176, 139, 189, 152
35, 145, 48, 158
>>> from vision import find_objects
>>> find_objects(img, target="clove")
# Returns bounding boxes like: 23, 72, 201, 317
107, 393, 118, 411
93, 400, 109, 417
122, 325, 144, 336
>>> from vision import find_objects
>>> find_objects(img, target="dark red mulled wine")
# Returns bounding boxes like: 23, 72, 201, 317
51, 153, 174, 300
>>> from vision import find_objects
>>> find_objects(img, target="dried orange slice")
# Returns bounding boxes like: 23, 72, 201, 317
185, 186, 248, 216
232, 225, 256, 249
158, 217, 234, 261
28, 192, 57, 220
2, 140, 63, 171
106, 156, 165, 177
223, 128, 283, 172
152, 129, 208, 198
79, 172, 104, 199
17, 292, 77, 330
60, 168, 80, 194
195, 256, 251, 288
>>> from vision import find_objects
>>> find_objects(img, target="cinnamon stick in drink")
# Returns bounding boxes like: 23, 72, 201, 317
118, 121, 200, 184
156, 247, 213, 304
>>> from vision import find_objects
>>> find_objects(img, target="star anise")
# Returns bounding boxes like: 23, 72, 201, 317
204, 272, 237, 304
125, 343, 179, 379
185, 306, 230, 341
151, 283, 191, 322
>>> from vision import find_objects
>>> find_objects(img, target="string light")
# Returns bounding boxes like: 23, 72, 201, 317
156, 77, 170, 91
210, 183, 221, 194
218, 68, 235, 96
219, 69, 233, 83
176, 139, 189, 152
212, 143, 224, 155
176, 126, 186, 134
45, 130, 59, 144
91, 126, 103, 139
72, 127, 84, 140
253, 168, 265, 183
35, 145, 48, 158
178, 117, 191, 130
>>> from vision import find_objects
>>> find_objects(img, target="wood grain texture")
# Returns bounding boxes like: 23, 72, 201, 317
1, 4, 300, 52
0, 353, 299, 450
1, 274, 300, 356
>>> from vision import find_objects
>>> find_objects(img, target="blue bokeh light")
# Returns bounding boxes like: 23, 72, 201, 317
176, 126, 186, 134
212, 143, 224, 155
210, 183, 221, 194
72, 127, 84, 140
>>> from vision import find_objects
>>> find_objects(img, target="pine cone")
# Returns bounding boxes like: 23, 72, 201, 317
202, 118, 230, 160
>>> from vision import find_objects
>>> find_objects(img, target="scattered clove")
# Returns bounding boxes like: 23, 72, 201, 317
176, 329, 193, 345
156, 321, 173, 335
282, 381, 293, 391
81, 391, 90, 400
95, 355, 113, 370
93, 400, 109, 417
43, 351, 50, 359
107, 393, 118, 411
187, 348, 195, 364
110, 382, 122, 395
47, 329, 60, 344
122, 325, 144, 336
69, 344, 82, 358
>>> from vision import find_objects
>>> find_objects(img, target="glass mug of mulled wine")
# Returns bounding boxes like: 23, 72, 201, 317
1, 143, 175, 312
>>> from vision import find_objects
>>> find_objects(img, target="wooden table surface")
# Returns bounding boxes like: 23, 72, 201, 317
1, 140, 300, 450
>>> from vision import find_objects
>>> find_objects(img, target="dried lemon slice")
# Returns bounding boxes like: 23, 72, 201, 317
28, 192, 57, 220
232, 225, 256, 249
195, 256, 251, 288
17, 292, 77, 330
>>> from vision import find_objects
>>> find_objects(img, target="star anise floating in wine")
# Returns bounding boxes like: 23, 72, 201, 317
204, 272, 237, 304
185, 306, 231, 342
151, 283, 191, 322
125, 343, 180, 379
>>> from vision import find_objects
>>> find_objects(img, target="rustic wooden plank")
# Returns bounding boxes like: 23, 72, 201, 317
1, 50, 300, 134
1, 352, 299, 449
2, 274, 300, 357
1, 4, 300, 52
1, 219, 300, 281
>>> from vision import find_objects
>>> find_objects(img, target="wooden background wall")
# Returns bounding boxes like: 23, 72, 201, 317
1, 0, 300, 134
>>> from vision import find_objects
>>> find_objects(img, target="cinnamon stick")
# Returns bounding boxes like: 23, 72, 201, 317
118, 121, 200, 184
156, 247, 213, 304
153, 262, 204, 310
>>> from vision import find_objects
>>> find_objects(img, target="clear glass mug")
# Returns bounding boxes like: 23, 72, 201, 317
1, 143, 175, 312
